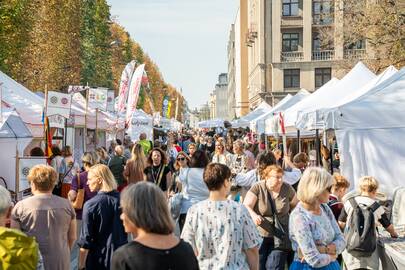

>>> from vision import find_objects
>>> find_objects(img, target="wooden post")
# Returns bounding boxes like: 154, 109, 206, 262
15, 147, 19, 196
297, 129, 301, 152
95, 108, 98, 148
315, 129, 321, 166
43, 85, 48, 153
84, 85, 89, 152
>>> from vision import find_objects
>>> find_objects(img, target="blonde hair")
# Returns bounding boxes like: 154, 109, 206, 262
358, 176, 379, 193
261, 165, 283, 180
129, 144, 147, 172
88, 164, 117, 192
297, 167, 333, 204
27, 165, 57, 192
332, 173, 350, 190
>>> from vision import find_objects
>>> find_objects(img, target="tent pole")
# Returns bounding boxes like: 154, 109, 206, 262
315, 129, 321, 166
64, 118, 67, 149
95, 108, 98, 148
297, 130, 301, 152
84, 85, 89, 152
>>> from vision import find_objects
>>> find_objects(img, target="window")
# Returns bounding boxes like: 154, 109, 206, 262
283, 0, 299, 16
315, 68, 331, 88
282, 33, 299, 52
284, 69, 300, 88
313, 0, 333, 25
313, 33, 321, 51
346, 40, 366, 50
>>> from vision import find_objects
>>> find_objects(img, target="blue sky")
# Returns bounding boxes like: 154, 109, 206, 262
107, 0, 239, 109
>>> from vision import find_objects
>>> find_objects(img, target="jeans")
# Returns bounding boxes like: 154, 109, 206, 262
260, 237, 287, 270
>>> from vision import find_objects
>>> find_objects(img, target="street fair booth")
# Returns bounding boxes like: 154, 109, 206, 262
198, 119, 225, 128
321, 67, 405, 198
127, 109, 153, 141
251, 94, 292, 134
232, 102, 272, 128
0, 110, 46, 199
263, 90, 310, 136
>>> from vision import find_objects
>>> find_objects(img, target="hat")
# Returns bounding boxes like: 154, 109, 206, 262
309, 150, 317, 161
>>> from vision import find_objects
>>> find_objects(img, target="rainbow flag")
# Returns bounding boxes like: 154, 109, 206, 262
44, 116, 53, 158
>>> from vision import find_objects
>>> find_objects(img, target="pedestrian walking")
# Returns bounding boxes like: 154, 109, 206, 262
144, 148, 172, 194
112, 182, 199, 270
124, 143, 147, 185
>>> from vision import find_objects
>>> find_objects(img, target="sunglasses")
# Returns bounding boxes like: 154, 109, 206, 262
177, 157, 186, 161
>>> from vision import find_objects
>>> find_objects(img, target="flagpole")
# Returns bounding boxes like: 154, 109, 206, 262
84, 83, 89, 152
44, 84, 48, 152
95, 108, 98, 148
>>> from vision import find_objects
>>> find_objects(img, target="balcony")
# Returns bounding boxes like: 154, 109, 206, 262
312, 50, 334, 61
344, 49, 366, 59
312, 15, 334, 26
281, 51, 303, 62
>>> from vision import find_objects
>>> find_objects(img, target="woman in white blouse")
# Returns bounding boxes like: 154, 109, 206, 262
211, 140, 231, 166
181, 163, 260, 270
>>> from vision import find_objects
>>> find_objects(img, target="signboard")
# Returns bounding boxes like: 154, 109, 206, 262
48, 114, 65, 129
88, 88, 108, 110
127, 111, 153, 141
18, 157, 47, 192
68, 85, 88, 94
46, 91, 72, 118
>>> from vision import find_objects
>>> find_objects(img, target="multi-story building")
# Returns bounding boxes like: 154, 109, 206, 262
246, 0, 368, 108
227, 24, 237, 120
213, 73, 229, 119
209, 92, 216, 119
234, 0, 250, 117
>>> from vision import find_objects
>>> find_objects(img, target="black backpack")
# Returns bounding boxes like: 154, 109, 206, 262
344, 197, 380, 257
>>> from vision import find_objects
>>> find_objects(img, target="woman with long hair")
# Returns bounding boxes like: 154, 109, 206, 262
124, 143, 147, 185
144, 148, 172, 195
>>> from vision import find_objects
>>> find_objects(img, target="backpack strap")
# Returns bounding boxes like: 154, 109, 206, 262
348, 197, 358, 208
368, 201, 380, 212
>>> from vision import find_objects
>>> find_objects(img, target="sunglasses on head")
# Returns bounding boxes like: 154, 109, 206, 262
177, 157, 186, 161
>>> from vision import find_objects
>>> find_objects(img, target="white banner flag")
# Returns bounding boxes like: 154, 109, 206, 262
46, 91, 72, 118
107, 90, 115, 112
126, 64, 145, 124
118, 60, 136, 112
18, 158, 47, 192
88, 88, 108, 110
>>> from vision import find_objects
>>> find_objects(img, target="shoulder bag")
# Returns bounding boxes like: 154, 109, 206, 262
72, 172, 85, 210
169, 168, 189, 220
267, 189, 292, 251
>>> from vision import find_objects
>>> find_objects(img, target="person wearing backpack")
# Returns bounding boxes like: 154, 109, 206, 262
328, 173, 350, 221
0, 185, 44, 270
338, 176, 398, 270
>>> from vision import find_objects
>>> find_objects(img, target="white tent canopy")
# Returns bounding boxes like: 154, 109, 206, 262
262, 89, 311, 135
296, 62, 395, 131
232, 102, 272, 128
250, 94, 292, 134
198, 119, 225, 128
0, 110, 33, 191
331, 67, 405, 197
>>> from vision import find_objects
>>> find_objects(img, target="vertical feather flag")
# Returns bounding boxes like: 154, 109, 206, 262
44, 116, 53, 158
118, 60, 137, 113
126, 64, 146, 124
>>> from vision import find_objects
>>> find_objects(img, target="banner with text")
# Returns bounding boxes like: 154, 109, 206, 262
126, 64, 145, 124
118, 60, 136, 112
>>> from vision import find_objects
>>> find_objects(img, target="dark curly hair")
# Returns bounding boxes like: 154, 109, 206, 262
147, 148, 168, 166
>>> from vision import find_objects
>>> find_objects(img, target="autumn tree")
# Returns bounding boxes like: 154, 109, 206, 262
320, 0, 405, 72
81, 0, 113, 88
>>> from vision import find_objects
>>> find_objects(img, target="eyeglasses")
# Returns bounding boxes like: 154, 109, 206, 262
177, 157, 186, 161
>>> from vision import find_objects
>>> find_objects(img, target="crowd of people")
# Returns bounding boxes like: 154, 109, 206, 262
0, 129, 401, 270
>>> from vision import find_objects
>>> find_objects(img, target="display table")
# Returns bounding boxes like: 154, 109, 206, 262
378, 225, 405, 270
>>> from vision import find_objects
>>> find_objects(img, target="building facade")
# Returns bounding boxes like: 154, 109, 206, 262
246, 0, 368, 108
234, 0, 250, 117
213, 73, 229, 119
227, 24, 237, 120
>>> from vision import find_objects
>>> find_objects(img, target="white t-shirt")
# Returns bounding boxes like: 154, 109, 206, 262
179, 168, 209, 214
